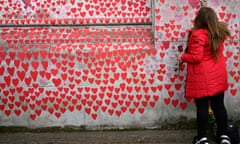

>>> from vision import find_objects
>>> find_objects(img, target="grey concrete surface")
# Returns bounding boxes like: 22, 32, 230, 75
0, 130, 218, 144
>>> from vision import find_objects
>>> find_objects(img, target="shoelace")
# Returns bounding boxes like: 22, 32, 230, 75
196, 137, 208, 144
220, 135, 231, 144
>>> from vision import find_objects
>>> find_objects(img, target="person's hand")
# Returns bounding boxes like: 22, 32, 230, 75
200, 0, 208, 7
178, 54, 183, 61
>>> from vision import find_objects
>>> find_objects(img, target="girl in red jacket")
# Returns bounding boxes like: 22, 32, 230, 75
178, 7, 231, 144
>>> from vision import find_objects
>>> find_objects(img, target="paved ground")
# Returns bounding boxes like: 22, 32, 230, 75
0, 130, 219, 144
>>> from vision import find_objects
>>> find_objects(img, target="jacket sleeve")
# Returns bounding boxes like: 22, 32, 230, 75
180, 32, 207, 64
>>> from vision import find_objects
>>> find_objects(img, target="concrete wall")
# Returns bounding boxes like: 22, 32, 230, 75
0, 0, 239, 129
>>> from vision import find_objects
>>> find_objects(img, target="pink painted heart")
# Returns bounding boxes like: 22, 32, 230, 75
188, 0, 199, 8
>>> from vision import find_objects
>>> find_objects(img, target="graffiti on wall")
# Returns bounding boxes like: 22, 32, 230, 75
0, 0, 151, 25
0, 26, 157, 120
0, 0, 239, 124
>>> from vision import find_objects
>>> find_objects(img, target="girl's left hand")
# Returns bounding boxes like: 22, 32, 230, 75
200, 0, 208, 7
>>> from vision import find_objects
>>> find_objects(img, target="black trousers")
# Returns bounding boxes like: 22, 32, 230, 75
195, 92, 228, 138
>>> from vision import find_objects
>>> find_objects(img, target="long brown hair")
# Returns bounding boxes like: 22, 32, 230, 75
193, 7, 231, 59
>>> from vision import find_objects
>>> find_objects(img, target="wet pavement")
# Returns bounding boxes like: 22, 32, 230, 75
0, 130, 218, 144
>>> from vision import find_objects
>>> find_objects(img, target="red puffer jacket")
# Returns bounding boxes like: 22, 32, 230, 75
180, 29, 228, 98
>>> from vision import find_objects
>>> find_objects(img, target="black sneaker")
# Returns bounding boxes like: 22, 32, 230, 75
192, 136, 209, 144
219, 135, 231, 144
